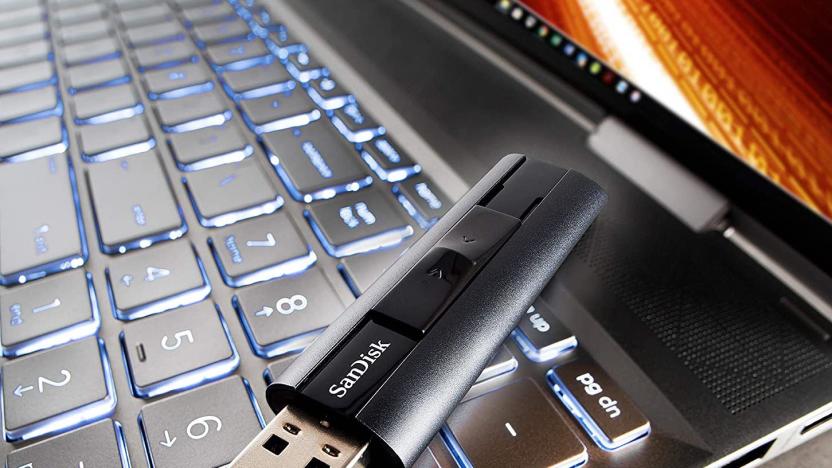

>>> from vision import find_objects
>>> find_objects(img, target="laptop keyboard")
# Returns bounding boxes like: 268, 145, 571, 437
0, 0, 651, 466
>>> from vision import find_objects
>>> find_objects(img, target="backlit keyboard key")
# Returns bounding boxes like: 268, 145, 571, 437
305, 188, 414, 258
86, 151, 186, 254
63, 36, 120, 67
154, 89, 229, 132
0, 116, 66, 162
220, 61, 293, 100
0, 270, 99, 357
121, 301, 237, 397
284, 50, 324, 83
475, 346, 518, 385
0, 20, 47, 47
208, 212, 316, 287
262, 119, 372, 202
134, 39, 196, 70
181, 2, 233, 25
6, 419, 129, 468
1, 337, 116, 442
206, 39, 271, 71
0, 38, 50, 68
72, 83, 142, 125
0, 60, 53, 94
0, 155, 85, 285
168, 122, 253, 171
239, 88, 319, 134
139, 377, 263, 467
59, 19, 111, 44
548, 357, 651, 450
66, 58, 129, 93
125, 20, 184, 47
193, 18, 251, 46
393, 175, 450, 229
307, 75, 352, 110
330, 102, 384, 143
360, 137, 421, 182
183, 158, 283, 227
444, 379, 587, 468
78, 115, 154, 161
119, 3, 172, 27
512, 300, 577, 362
0, 5, 43, 30
105, 240, 210, 320
233, 268, 346, 358
54, 2, 103, 25
338, 243, 409, 296
0, 86, 59, 123
143, 62, 213, 100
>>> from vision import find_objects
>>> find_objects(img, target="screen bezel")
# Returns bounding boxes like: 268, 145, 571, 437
445, 0, 832, 274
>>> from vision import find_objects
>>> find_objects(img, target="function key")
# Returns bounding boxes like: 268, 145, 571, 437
234, 268, 346, 358
72, 82, 143, 125
183, 158, 283, 228
444, 379, 587, 468
262, 119, 371, 202
143, 62, 213, 100
0, 61, 54, 94
77, 115, 154, 162
0, 117, 67, 162
206, 39, 271, 72
549, 357, 651, 450
6, 419, 130, 468
153, 89, 230, 133
1, 337, 117, 442
306, 76, 352, 110
120, 301, 238, 398
393, 175, 451, 229
207, 212, 316, 287
360, 137, 421, 182
86, 151, 186, 254
239, 88, 319, 134
139, 377, 263, 467
168, 122, 253, 171
66, 59, 129, 94
305, 188, 414, 258
330, 103, 384, 143
0, 86, 60, 124
105, 240, 210, 320
512, 301, 577, 362
0, 270, 99, 358
0, 154, 85, 286
220, 61, 293, 101
284, 50, 325, 83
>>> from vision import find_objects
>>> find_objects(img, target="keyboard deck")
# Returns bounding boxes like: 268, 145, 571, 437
0, 0, 651, 466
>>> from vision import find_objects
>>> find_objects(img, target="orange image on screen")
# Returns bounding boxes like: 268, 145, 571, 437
523, 0, 832, 222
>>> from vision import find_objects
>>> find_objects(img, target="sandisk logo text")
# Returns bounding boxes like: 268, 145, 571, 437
328, 340, 391, 399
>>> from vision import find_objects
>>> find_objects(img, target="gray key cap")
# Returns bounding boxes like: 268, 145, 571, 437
262, 119, 370, 202
124, 20, 183, 47
0, 21, 46, 47
264, 355, 296, 383
0, 155, 84, 285
445, 379, 587, 468
59, 19, 111, 44
234, 268, 345, 358
184, 158, 283, 227
78, 116, 152, 160
182, 2, 233, 25
305, 188, 414, 258
63, 36, 120, 66
139, 377, 263, 467
221, 61, 292, 100
205, 39, 269, 69
239, 88, 318, 134
0, 60, 52, 93
134, 40, 195, 70
121, 301, 237, 397
66, 58, 128, 92
331, 102, 384, 143
143, 62, 211, 99
72, 83, 140, 123
0, 86, 57, 123
360, 137, 420, 182
1, 337, 116, 442
106, 240, 210, 320
338, 243, 409, 296
114, 0, 159, 11
284, 50, 324, 83
119, 3, 172, 27
307, 75, 351, 110
193, 18, 250, 46
168, 122, 253, 171
154, 89, 229, 132
0, 5, 43, 30
512, 300, 576, 362
6, 419, 127, 468
0, 38, 49, 68
54, 2, 103, 25
86, 151, 185, 253
0, 269, 98, 357
208, 212, 315, 287
0, 116, 65, 162
475, 345, 518, 385
393, 175, 450, 229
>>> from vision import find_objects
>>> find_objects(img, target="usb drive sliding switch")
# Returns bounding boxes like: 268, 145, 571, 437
232, 154, 607, 467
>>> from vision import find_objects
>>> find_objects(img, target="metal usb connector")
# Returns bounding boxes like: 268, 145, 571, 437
231, 404, 369, 467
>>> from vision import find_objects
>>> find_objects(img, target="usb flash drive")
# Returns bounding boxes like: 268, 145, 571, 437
231, 154, 607, 467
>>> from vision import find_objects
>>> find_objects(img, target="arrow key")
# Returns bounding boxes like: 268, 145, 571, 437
1, 337, 117, 442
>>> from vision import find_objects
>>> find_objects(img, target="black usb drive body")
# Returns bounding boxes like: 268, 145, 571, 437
232, 154, 607, 467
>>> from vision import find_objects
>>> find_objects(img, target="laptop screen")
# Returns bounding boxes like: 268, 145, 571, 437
495, 0, 832, 223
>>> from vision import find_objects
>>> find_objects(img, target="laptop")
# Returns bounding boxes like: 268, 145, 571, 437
0, 0, 830, 466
